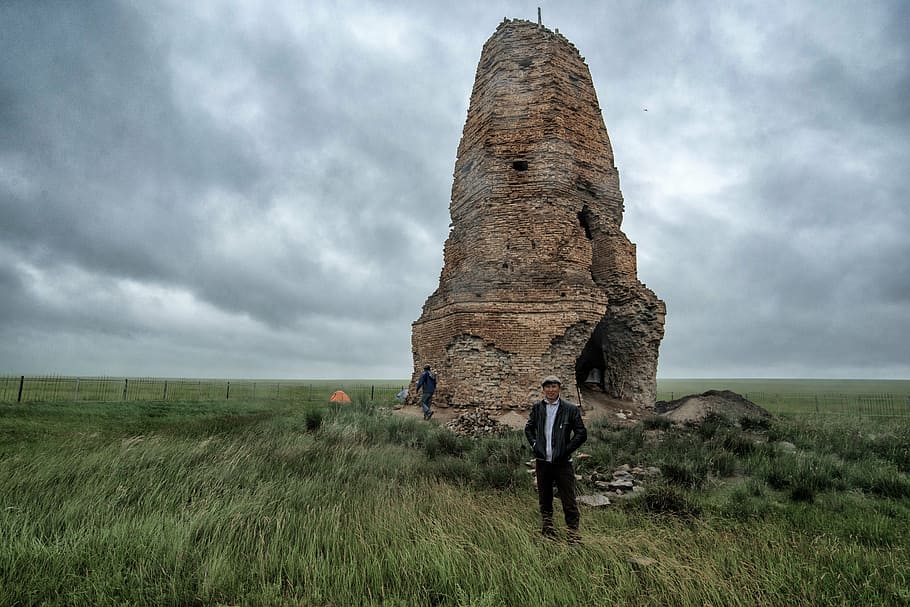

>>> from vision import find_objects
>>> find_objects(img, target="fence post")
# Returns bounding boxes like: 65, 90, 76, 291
74, 378, 80, 401
226, 381, 230, 400
163, 380, 168, 401
18, 376, 24, 403
371, 385, 374, 400
122, 378, 128, 401
252, 382, 256, 399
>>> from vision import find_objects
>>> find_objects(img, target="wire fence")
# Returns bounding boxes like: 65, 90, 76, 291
656, 390, 910, 417
0, 376, 406, 405
3, 376, 909, 417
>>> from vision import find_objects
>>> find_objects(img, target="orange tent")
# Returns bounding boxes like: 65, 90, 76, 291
328, 390, 351, 403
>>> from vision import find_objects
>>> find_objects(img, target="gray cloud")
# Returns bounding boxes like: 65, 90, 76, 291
1, 0, 908, 379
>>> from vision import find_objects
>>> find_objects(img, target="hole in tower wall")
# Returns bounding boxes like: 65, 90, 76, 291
512, 160, 528, 171
577, 207, 594, 240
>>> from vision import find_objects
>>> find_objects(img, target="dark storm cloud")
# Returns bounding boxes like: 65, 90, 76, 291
1, 3, 261, 283
1, 1, 908, 379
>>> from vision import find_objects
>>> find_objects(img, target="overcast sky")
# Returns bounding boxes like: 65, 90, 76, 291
2, 1, 908, 380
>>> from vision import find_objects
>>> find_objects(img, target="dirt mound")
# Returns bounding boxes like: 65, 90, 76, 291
655, 390, 772, 425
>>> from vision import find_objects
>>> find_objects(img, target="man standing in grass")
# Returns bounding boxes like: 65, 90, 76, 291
415, 365, 437, 420
525, 375, 587, 541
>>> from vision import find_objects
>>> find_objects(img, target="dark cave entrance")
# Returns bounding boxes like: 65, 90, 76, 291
575, 321, 607, 393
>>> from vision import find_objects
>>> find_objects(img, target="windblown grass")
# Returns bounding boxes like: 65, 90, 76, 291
2, 399, 909, 605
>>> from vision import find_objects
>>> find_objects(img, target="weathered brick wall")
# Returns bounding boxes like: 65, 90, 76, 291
412, 19, 665, 409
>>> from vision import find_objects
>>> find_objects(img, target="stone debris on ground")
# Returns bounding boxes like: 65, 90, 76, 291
585, 463, 661, 500
527, 457, 662, 506
445, 410, 510, 437
578, 463, 662, 505
578, 494, 611, 507
775, 441, 798, 453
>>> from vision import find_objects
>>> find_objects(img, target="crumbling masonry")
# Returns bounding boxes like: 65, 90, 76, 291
411, 19, 665, 409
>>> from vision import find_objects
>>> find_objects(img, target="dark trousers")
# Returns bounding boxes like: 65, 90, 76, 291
535, 459, 579, 531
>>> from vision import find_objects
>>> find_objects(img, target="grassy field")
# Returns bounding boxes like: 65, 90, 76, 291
0, 377, 407, 404
656, 378, 910, 417
2, 394, 910, 605
4, 377, 910, 419
656, 378, 910, 398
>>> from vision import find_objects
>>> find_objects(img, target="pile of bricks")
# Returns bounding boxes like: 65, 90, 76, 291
445, 410, 510, 438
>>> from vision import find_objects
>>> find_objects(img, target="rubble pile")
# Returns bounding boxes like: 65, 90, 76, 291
588, 464, 661, 496
446, 410, 510, 438
577, 463, 662, 507
525, 457, 663, 507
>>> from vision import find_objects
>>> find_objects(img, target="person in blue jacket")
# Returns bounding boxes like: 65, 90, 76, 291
415, 365, 437, 420
524, 375, 587, 541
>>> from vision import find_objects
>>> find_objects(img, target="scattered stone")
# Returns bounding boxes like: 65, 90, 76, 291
445, 410, 510, 438
580, 463, 661, 502
578, 494, 611, 507
775, 441, 798, 453
528, 458, 660, 506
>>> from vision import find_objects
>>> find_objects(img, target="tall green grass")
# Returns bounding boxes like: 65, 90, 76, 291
2, 399, 910, 605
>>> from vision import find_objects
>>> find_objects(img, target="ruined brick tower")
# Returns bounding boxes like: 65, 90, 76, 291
411, 18, 665, 409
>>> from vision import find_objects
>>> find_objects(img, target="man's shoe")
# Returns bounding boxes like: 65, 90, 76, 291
427, 411, 434, 420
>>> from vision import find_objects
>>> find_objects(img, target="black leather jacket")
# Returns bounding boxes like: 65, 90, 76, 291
524, 399, 587, 463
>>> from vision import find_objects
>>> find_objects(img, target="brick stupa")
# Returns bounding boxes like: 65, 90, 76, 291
411, 19, 665, 409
